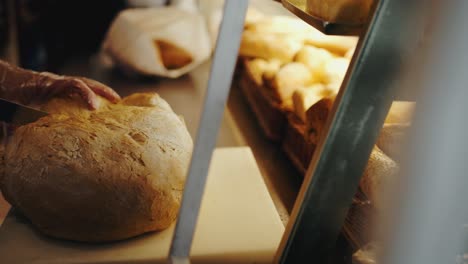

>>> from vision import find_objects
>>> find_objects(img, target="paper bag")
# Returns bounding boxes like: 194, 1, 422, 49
102, 7, 212, 78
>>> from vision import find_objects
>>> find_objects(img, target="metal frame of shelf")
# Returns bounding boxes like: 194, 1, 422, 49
169, 0, 427, 263
168, 1, 249, 263
378, 2, 468, 263
281, 0, 365, 36
276, 0, 426, 262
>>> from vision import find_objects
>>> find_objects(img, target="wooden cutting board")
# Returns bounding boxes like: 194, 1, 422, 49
0, 147, 284, 264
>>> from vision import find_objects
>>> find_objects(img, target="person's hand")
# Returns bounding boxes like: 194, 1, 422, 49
0, 60, 120, 110
20, 72, 121, 110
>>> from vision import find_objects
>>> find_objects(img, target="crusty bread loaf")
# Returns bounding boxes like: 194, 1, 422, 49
0, 93, 193, 242
360, 146, 399, 210
360, 123, 410, 209
239, 30, 303, 63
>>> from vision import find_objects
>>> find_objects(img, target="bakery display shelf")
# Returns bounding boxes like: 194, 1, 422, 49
227, 80, 303, 224
229, 70, 373, 252
276, 0, 424, 262
280, 0, 364, 36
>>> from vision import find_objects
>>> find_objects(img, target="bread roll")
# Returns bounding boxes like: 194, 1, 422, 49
0, 93, 193, 242
345, 46, 355, 59
244, 58, 282, 86
304, 99, 414, 144
304, 35, 358, 56
322, 57, 351, 85
244, 15, 315, 35
294, 45, 334, 81
292, 84, 335, 123
239, 30, 303, 63
300, 97, 412, 209
264, 62, 312, 107
240, 16, 309, 62
247, 15, 359, 56
305, 96, 335, 144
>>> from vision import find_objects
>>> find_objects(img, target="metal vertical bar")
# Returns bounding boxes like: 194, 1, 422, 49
277, 0, 423, 262
380, 1, 468, 264
168, 1, 248, 264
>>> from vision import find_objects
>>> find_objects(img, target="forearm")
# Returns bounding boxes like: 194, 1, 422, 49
0, 60, 120, 109
0, 60, 40, 103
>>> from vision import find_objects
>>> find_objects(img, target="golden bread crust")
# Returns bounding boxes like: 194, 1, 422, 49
1, 93, 193, 242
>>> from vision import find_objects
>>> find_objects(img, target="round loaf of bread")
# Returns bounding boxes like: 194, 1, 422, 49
0, 93, 193, 242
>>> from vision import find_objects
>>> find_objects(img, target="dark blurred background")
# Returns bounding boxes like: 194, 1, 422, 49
0, 0, 129, 71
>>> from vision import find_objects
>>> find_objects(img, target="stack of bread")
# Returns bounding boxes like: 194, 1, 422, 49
236, 11, 416, 247
235, 6, 423, 261
237, 10, 357, 173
